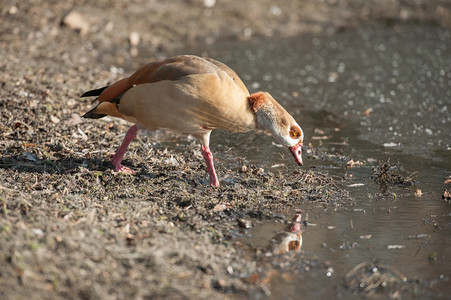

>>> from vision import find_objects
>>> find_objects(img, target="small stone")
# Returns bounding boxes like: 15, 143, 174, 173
363, 107, 373, 117
213, 278, 226, 289
383, 142, 399, 148
129, 31, 140, 47
130, 47, 139, 57
203, 0, 216, 8
9, 6, 18, 15
237, 218, 252, 229
243, 27, 252, 38
328, 72, 338, 82
255, 168, 264, 175
213, 203, 230, 212
50, 115, 60, 124
105, 21, 114, 31
443, 189, 451, 202
63, 11, 90, 35
270, 6, 282, 16
32, 228, 44, 236
414, 188, 422, 197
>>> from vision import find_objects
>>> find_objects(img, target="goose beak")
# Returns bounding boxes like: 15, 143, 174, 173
289, 142, 303, 166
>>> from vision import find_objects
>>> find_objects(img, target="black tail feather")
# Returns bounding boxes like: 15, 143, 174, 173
82, 105, 106, 119
83, 113, 107, 119
81, 86, 108, 98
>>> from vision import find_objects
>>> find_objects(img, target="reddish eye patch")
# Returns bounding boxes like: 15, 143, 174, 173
289, 126, 302, 139
288, 240, 300, 251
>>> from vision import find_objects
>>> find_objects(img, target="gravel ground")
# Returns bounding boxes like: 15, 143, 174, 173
1, 0, 449, 298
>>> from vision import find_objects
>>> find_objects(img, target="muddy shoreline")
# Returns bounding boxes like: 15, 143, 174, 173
1, 1, 449, 298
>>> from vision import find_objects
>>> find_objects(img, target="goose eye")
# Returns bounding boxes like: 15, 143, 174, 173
289, 126, 302, 139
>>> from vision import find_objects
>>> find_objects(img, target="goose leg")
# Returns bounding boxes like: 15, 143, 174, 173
201, 145, 219, 187
112, 125, 138, 174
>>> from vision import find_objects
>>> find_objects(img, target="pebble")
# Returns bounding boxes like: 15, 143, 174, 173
63, 11, 90, 35
383, 142, 399, 147
50, 115, 60, 124
32, 228, 44, 236
237, 218, 252, 229
129, 31, 140, 47
203, 0, 216, 8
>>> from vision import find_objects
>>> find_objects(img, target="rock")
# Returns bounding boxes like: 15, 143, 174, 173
62, 11, 90, 35
203, 0, 216, 8
129, 31, 140, 47
237, 218, 252, 229
383, 142, 399, 147
443, 189, 451, 202
8, 6, 18, 15
414, 188, 422, 197
50, 115, 60, 124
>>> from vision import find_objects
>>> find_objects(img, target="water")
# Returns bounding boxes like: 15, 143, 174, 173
196, 24, 451, 298
140, 24, 450, 297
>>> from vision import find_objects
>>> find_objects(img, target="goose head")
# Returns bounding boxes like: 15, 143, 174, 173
248, 92, 304, 166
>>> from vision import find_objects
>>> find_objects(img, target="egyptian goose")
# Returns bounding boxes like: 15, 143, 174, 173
81, 55, 303, 186
268, 211, 303, 254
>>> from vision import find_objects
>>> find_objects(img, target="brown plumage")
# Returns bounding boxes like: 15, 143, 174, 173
82, 55, 304, 186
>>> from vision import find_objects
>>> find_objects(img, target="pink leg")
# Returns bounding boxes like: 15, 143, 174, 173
201, 145, 219, 187
112, 125, 138, 174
